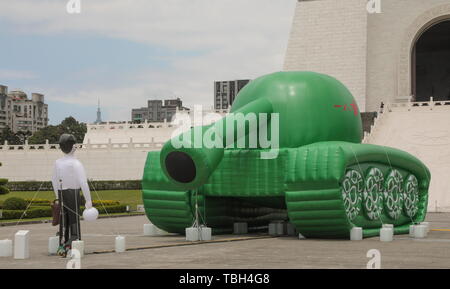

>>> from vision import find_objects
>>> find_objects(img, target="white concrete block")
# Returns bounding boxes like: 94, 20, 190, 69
199, 226, 212, 241
286, 223, 297, 236
380, 228, 393, 242
269, 221, 285, 236
414, 225, 427, 239
185, 227, 200, 242
48, 236, 59, 255
276, 222, 285, 236
268, 223, 277, 236
71, 240, 84, 258
383, 224, 393, 229
143, 224, 158, 236
233, 222, 248, 234
409, 225, 415, 237
14, 230, 30, 259
0, 239, 13, 257
350, 227, 363, 241
115, 236, 126, 253
420, 222, 430, 233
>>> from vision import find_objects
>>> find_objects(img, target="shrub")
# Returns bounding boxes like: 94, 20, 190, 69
22, 199, 120, 207
25, 199, 51, 206
2, 207, 52, 219
1, 205, 127, 220
3, 197, 27, 210
0, 186, 9, 195
6, 180, 141, 191
83, 204, 127, 215
92, 200, 120, 206
0, 177, 9, 195
23, 207, 53, 218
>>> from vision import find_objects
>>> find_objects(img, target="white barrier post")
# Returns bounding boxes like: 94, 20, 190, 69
48, 236, 59, 255
143, 224, 159, 236
414, 225, 427, 239
200, 226, 212, 241
276, 222, 285, 236
185, 227, 199, 242
420, 222, 430, 233
71, 240, 84, 258
14, 230, 30, 259
268, 222, 277, 236
380, 227, 393, 242
115, 236, 126, 253
0, 239, 13, 257
350, 227, 363, 241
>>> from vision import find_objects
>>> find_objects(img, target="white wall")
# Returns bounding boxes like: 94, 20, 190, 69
0, 143, 162, 182
365, 100, 450, 212
284, 0, 368, 111
84, 122, 176, 144
284, 0, 450, 112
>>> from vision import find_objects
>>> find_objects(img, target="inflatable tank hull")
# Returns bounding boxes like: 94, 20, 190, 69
141, 71, 430, 238
142, 141, 430, 238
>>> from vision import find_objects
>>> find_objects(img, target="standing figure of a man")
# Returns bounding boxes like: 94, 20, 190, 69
51, 134, 93, 257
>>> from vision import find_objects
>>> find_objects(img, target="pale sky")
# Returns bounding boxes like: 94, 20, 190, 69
0, 0, 297, 124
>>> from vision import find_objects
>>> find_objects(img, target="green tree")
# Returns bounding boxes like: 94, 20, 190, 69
0, 126, 21, 145
28, 125, 60, 144
28, 116, 87, 144
16, 130, 32, 144
59, 116, 87, 143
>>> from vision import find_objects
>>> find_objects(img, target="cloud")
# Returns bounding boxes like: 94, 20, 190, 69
0, 69, 37, 80
0, 0, 297, 122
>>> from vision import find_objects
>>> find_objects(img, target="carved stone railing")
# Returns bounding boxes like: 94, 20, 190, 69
387, 98, 450, 111
362, 98, 450, 144
0, 139, 165, 152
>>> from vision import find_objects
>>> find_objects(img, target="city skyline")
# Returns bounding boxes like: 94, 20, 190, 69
0, 0, 297, 125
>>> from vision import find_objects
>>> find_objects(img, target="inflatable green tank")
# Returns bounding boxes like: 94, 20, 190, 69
142, 71, 430, 238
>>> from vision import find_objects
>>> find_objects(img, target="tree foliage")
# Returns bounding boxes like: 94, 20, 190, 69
0, 126, 21, 145
28, 116, 87, 144
0, 116, 87, 145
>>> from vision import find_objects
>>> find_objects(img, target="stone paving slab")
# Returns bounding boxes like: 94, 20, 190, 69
0, 214, 449, 269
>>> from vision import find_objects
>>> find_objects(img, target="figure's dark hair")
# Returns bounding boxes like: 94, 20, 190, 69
59, 134, 77, 154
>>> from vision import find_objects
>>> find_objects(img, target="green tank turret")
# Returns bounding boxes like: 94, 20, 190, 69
142, 71, 430, 238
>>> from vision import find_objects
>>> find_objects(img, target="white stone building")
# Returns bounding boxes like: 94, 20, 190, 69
285, 0, 450, 112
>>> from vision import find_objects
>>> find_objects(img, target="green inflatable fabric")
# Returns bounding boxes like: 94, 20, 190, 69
142, 71, 430, 238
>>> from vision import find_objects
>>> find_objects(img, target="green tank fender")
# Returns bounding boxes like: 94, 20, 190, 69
284, 141, 430, 238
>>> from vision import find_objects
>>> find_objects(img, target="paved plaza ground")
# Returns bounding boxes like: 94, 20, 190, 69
0, 213, 449, 269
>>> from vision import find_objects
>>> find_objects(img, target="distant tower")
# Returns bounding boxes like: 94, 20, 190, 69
95, 99, 102, 124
